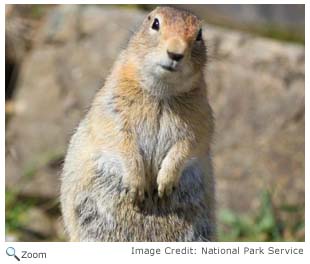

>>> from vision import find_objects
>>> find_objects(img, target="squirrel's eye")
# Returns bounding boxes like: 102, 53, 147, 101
151, 18, 160, 31
196, 29, 202, 41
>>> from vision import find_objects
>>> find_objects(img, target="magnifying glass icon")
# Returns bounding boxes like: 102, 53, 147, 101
6, 247, 20, 261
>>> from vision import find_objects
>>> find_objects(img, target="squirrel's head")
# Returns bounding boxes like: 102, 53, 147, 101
129, 7, 206, 97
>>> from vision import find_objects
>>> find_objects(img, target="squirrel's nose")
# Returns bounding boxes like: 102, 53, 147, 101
167, 51, 184, 62
166, 37, 186, 62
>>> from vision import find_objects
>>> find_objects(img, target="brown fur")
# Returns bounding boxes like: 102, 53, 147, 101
61, 6, 215, 242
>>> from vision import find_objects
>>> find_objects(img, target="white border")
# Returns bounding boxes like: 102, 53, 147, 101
1, 1, 308, 263
304, 0, 308, 245
1, 0, 308, 4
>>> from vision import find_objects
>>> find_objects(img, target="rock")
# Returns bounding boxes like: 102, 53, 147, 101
175, 5, 305, 33
204, 25, 304, 214
5, 5, 46, 100
6, 6, 304, 219
6, 6, 145, 199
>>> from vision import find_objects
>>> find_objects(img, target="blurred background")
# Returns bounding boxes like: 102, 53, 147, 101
5, 4, 305, 242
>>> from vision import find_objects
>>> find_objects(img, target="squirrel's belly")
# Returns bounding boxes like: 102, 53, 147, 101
78, 143, 210, 241
75, 158, 211, 242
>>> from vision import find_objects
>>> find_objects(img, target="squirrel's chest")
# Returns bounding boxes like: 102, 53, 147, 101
133, 103, 188, 172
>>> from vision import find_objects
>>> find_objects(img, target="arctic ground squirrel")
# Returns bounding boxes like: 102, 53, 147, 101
61, 6, 215, 241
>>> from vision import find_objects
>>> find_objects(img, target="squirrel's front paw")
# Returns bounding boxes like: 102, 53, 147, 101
123, 173, 146, 205
157, 169, 179, 198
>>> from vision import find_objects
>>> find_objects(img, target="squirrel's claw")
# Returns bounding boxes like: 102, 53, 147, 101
158, 182, 177, 198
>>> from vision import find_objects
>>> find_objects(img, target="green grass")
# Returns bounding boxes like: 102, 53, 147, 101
5, 189, 62, 241
6, 188, 304, 241
6, 149, 64, 240
218, 190, 304, 241
249, 24, 304, 44
5, 190, 35, 237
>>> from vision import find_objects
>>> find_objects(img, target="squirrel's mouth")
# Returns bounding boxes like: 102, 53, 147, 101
160, 64, 177, 72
